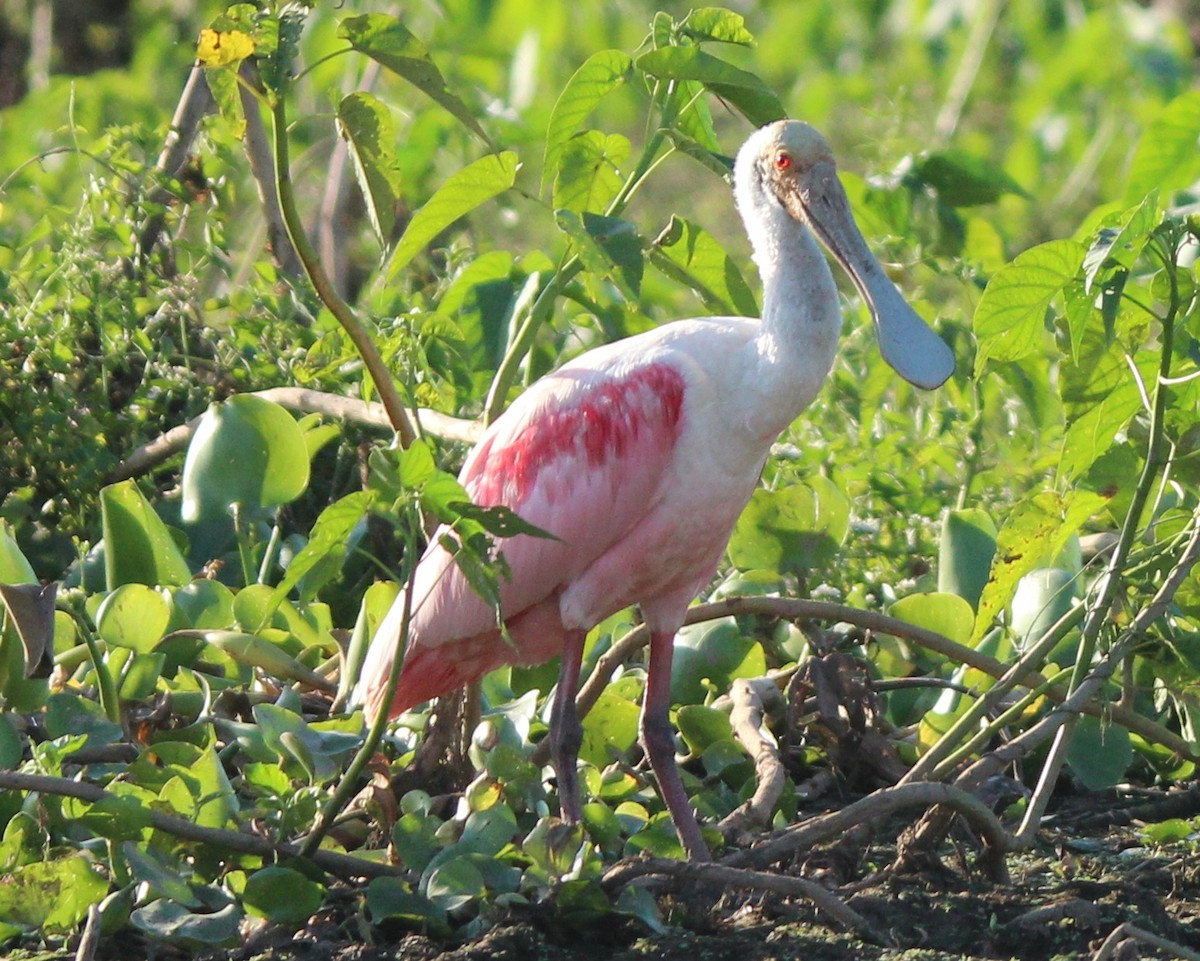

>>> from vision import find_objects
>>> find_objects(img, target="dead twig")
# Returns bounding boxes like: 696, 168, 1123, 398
718, 677, 786, 839
108, 386, 482, 482
1090, 922, 1200, 961
600, 857, 890, 946
0, 771, 398, 881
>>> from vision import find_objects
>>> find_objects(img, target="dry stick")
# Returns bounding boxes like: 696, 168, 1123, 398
601, 857, 888, 946
0, 771, 398, 880
718, 677, 787, 836
550, 597, 1196, 766
1090, 922, 1200, 961
108, 387, 481, 482
74, 903, 102, 961
718, 781, 1014, 879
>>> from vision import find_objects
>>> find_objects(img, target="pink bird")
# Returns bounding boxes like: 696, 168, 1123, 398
355, 120, 955, 861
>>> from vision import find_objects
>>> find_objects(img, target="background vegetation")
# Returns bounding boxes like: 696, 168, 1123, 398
1, 0, 1200, 957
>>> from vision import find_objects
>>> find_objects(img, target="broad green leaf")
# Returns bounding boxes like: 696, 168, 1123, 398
937, 508, 998, 611
971, 490, 1106, 645
553, 130, 630, 214
1057, 342, 1151, 481
100, 480, 192, 590
1011, 568, 1080, 663
96, 583, 171, 653
635, 47, 785, 127
676, 703, 733, 754
1066, 716, 1132, 790
151, 741, 238, 829
181, 395, 310, 523
198, 631, 332, 691
243, 867, 325, 926
542, 50, 633, 193
727, 479, 850, 575
973, 239, 1084, 375
458, 803, 518, 857
195, 28, 254, 67
366, 876, 446, 928
555, 209, 643, 300
680, 7, 755, 45
131, 899, 241, 946
424, 856, 487, 913
386, 152, 519, 281
0, 855, 108, 933
338, 14, 490, 144
0, 523, 36, 584
580, 688, 640, 766
887, 593, 975, 646
670, 617, 766, 704
650, 215, 758, 316
1126, 90, 1200, 204
916, 150, 1025, 207
173, 580, 235, 630
337, 92, 402, 248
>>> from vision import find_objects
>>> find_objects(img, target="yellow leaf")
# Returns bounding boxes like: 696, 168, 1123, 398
196, 28, 255, 68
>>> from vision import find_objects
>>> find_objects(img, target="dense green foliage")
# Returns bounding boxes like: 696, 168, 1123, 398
1, 0, 1200, 953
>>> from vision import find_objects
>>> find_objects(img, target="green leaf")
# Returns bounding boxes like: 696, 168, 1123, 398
916, 150, 1026, 207
887, 593, 975, 646
458, 803, 518, 857
970, 490, 1106, 645
580, 688, 640, 766
670, 617, 766, 704
676, 703, 733, 754
728, 480, 850, 575
337, 92, 402, 248
181, 395, 311, 523
635, 46, 785, 127
1066, 716, 1132, 791
650, 215, 757, 316
100, 480, 192, 590
96, 583, 171, 654
555, 209, 644, 300
0, 582, 56, 678
0, 523, 36, 584
1126, 90, 1200, 204
242, 867, 325, 926
366, 876, 446, 928
0, 855, 109, 933
937, 508, 998, 611
173, 580, 235, 630
973, 239, 1084, 375
1057, 343, 1149, 481
424, 856, 487, 913
552, 130, 630, 215
446, 502, 559, 540
338, 14, 490, 144
385, 152, 519, 281
680, 7, 755, 45
131, 899, 241, 946
542, 50, 633, 193
661, 128, 733, 179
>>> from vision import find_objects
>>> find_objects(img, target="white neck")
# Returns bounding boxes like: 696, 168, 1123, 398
733, 169, 842, 439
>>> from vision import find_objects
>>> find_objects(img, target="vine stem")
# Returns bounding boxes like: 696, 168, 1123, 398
268, 92, 416, 447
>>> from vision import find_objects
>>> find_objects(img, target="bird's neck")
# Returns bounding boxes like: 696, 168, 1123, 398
741, 202, 842, 438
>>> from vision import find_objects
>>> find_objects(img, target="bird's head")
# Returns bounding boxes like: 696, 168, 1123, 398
735, 119, 955, 390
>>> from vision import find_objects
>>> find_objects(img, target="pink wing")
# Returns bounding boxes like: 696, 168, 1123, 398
357, 356, 686, 717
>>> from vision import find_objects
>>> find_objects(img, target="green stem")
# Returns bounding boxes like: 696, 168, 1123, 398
231, 503, 256, 588
298, 508, 421, 859
268, 92, 415, 447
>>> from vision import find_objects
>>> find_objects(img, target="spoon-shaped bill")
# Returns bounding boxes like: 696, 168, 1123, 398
783, 161, 955, 390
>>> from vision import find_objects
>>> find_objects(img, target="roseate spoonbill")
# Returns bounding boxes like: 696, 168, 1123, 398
355, 120, 954, 861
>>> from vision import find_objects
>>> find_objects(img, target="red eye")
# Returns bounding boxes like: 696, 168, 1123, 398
775, 151, 792, 170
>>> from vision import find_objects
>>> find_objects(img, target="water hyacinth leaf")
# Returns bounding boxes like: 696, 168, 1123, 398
366, 876, 447, 928
242, 867, 325, 925
543, 50, 633, 193
386, 152, 519, 281
0, 855, 109, 933
676, 703, 733, 754
172, 580, 235, 630
650, 215, 757, 316
887, 593, 975, 647
458, 803, 518, 856
131, 899, 242, 946
728, 480, 849, 575
937, 508, 998, 611
337, 92, 403, 247
96, 583, 172, 654
579, 688, 640, 766
0, 714, 21, 769
970, 490, 1107, 646
100, 480, 192, 590
338, 14, 489, 144
198, 631, 334, 692
973, 239, 1084, 375
915, 150, 1026, 207
1066, 716, 1132, 790
0, 522, 36, 584
1125, 89, 1200, 204
424, 856, 487, 913
634, 47, 785, 127
670, 617, 766, 704
181, 395, 310, 523
0, 582, 56, 677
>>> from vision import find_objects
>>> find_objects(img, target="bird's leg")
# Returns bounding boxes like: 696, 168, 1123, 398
641, 630, 712, 861
548, 629, 586, 823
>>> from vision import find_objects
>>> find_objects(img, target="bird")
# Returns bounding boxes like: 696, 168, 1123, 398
354, 119, 955, 861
